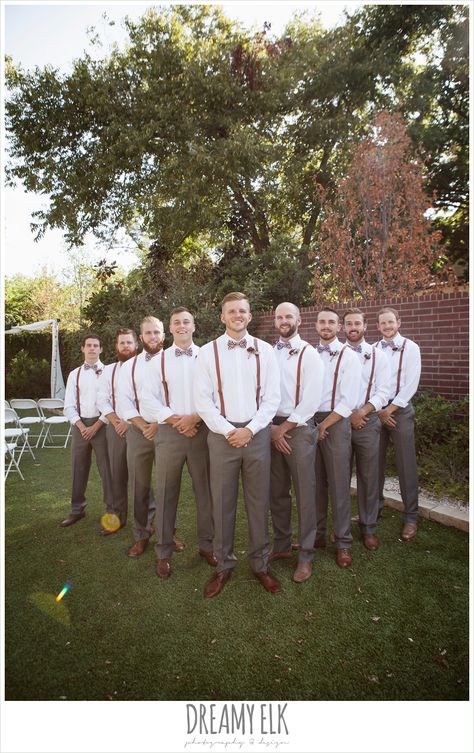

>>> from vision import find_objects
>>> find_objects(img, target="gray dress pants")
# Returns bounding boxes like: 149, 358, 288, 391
270, 418, 317, 563
70, 417, 113, 516
125, 424, 156, 541
314, 412, 353, 549
154, 423, 213, 560
207, 423, 271, 574
105, 423, 128, 527
378, 401, 419, 523
351, 412, 381, 535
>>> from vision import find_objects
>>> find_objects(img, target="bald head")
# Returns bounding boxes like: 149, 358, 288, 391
274, 302, 301, 341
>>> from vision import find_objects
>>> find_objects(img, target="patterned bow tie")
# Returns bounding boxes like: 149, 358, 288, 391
84, 363, 98, 371
317, 344, 331, 354
227, 338, 247, 350
145, 352, 158, 361
381, 339, 395, 349
175, 347, 193, 357
277, 341, 292, 350
348, 344, 362, 353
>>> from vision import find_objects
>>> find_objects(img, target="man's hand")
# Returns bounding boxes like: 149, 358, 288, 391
271, 423, 292, 455
350, 409, 368, 431
227, 427, 253, 448
378, 407, 397, 428
317, 423, 329, 441
142, 422, 159, 441
80, 421, 102, 441
113, 419, 129, 438
174, 414, 201, 435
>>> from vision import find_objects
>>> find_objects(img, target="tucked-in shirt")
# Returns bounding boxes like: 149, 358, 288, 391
374, 332, 421, 407
194, 332, 280, 437
64, 360, 106, 425
316, 338, 361, 416
116, 351, 159, 423
347, 340, 391, 411
97, 361, 129, 420
274, 334, 324, 424
140, 343, 200, 424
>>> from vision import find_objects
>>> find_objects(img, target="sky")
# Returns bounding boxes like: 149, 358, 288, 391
2, 0, 354, 279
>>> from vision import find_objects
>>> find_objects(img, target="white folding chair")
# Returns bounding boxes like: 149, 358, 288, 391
37, 399, 72, 448
4, 407, 35, 461
5, 438, 25, 481
5, 400, 11, 409
10, 399, 45, 448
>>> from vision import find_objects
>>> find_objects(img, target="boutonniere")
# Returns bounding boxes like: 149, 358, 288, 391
329, 350, 338, 360
247, 346, 259, 357
95, 369, 103, 376
364, 353, 372, 361
392, 345, 404, 352
288, 348, 300, 358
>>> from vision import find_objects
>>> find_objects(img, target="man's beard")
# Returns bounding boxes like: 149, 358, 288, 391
142, 342, 163, 355
278, 324, 297, 339
116, 349, 137, 363
345, 332, 363, 344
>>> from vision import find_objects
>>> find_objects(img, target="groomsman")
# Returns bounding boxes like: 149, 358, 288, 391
194, 292, 281, 598
343, 309, 390, 550
270, 302, 324, 582
61, 333, 113, 527
117, 316, 186, 558
375, 307, 421, 540
140, 307, 215, 579
314, 309, 361, 568
97, 328, 139, 534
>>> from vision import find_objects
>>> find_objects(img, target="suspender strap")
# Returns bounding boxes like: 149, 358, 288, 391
213, 340, 226, 417
331, 346, 347, 411
395, 339, 407, 396
131, 355, 140, 412
364, 347, 376, 405
111, 362, 118, 413
295, 345, 308, 407
161, 350, 170, 408
76, 367, 81, 416
254, 337, 261, 410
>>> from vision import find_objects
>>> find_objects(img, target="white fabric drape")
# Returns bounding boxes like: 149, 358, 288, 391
5, 319, 66, 399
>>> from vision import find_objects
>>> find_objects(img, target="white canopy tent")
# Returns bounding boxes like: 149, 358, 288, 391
5, 319, 66, 399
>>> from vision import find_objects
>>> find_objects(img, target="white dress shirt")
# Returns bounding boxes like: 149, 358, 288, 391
194, 332, 281, 437
317, 338, 361, 416
97, 361, 130, 420
274, 334, 324, 424
346, 340, 391, 411
64, 360, 107, 425
140, 343, 200, 424
375, 332, 421, 407
116, 351, 159, 423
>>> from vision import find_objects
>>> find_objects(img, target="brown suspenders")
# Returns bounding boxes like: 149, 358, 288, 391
131, 355, 140, 412
364, 347, 376, 404
212, 338, 261, 418
75, 366, 82, 415
376, 338, 407, 398
330, 346, 347, 411
161, 350, 171, 408
294, 345, 308, 407
111, 362, 119, 413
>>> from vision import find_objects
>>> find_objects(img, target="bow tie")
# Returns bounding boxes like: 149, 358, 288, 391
348, 344, 362, 353
227, 338, 247, 350
277, 341, 292, 350
84, 363, 98, 371
381, 339, 395, 349
175, 347, 193, 357
317, 344, 331, 354
145, 352, 158, 361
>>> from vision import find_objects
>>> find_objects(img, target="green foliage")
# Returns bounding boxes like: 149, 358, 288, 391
5, 349, 50, 400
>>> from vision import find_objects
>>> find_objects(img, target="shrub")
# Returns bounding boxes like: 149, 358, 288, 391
5, 349, 51, 400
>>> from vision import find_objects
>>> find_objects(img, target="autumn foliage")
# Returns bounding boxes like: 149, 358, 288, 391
314, 111, 448, 301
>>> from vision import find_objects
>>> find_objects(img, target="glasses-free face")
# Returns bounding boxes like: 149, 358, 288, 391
316, 311, 341, 343
343, 314, 367, 344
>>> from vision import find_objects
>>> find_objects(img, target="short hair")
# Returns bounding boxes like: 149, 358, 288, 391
342, 307, 366, 324
377, 307, 400, 322
316, 308, 340, 322
140, 315, 164, 333
221, 291, 250, 311
169, 307, 194, 321
115, 328, 138, 344
81, 332, 102, 347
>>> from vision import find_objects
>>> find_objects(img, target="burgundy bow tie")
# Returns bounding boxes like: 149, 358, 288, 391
145, 352, 158, 361
175, 347, 193, 357
317, 344, 331, 354
348, 344, 362, 353
381, 339, 395, 349
84, 363, 98, 371
227, 338, 247, 350
277, 341, 292, 350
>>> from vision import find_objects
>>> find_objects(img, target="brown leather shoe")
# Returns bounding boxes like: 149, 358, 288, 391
199, 549, 217, 567
127, 538, 149, 558
336, 548, 352, 568
204, 569, 232, 599
173, 535, 186, 552
401, 522, 418, 541
255, 570, 282, 594
362, 534, 380, 551
100, 525, 124, 537
314, 538, 326, 549
293, 562, 312, 583
291, 542, 300, 551
156, 558, 171, 579
269, 549, 293, 562
60, 512, 85, 527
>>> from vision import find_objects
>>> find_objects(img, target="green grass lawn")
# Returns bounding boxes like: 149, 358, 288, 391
4, 446, 469, 701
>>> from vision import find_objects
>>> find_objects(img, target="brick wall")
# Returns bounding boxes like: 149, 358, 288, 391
253, 286, 469, 400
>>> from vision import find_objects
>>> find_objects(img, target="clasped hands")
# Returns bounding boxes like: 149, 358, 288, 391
167, 414, 201, 437
378, 407, 397, 428
226, 427, 253, 448
78, 420, 102, 441
271, 423, 292, 455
